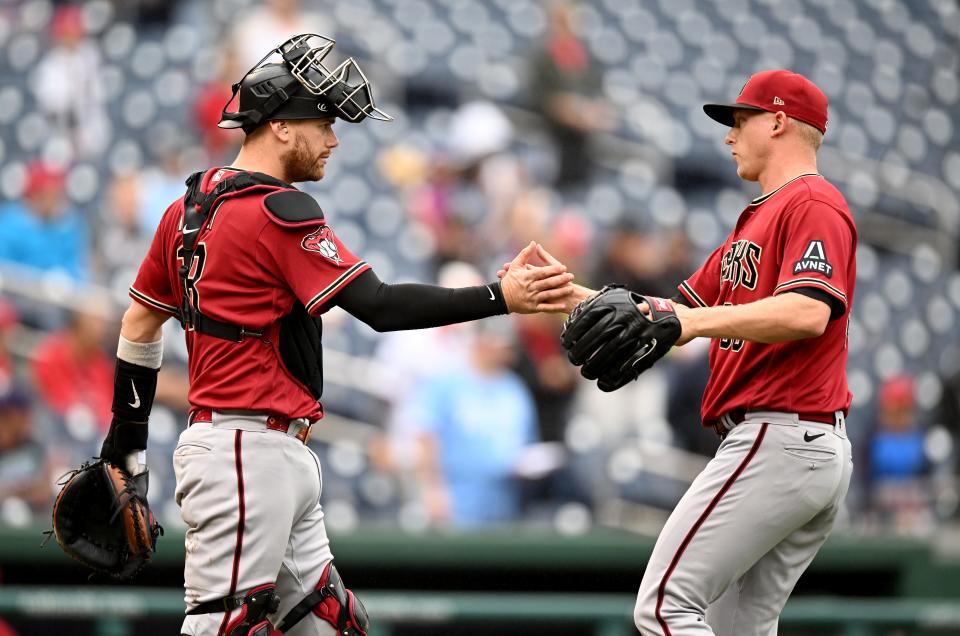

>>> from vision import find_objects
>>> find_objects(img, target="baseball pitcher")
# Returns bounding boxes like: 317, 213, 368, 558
555, 70, 856, 636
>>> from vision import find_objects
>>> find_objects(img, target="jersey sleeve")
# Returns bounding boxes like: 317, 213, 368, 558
258, 220, 370, 315
678, 244, 724, 308
129, 202, 181, 317
772, 200, 854, 316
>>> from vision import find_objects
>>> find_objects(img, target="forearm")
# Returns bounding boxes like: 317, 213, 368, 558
679, 293, 829, 344
337, 270, 507, 332
102, 302, 169, 470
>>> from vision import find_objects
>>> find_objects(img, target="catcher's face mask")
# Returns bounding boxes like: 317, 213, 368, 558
219, 34, 392, 132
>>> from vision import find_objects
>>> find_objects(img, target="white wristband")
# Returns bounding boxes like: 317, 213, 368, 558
117, 335, 163, 369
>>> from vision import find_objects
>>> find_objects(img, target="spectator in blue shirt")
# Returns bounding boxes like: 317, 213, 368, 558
407, 317, 537, 528
0, 163, 89, 281
867, 375, 934, 534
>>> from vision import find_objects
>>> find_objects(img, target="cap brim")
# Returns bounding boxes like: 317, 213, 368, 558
702, 103, 767, 127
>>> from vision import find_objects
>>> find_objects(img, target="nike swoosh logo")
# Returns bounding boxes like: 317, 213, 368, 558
182, 227, 200, 234
487, 285, 495, 301
129, 380, 141, 409
804, 431, 826, 442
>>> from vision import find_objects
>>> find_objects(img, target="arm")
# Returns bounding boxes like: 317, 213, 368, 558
337, 242, 573, 332
337, 269, 508, 332
672, 292, 831, 346
121, 300, 168, 343
99, 301, 170, 473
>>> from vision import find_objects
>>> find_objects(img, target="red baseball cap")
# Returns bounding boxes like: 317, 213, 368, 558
703, 69, 829, 134
23, 161, 66, 198
879, 375, 916, 411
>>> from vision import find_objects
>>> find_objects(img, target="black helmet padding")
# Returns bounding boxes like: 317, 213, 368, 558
219, 34, 391, 133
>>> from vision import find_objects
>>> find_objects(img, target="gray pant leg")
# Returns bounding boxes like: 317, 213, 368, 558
714, 435, 853, 636
176, 417, 336, 636
636, 417, 851, 636
703, 584, 739, 636
274, 447, 337, 636
636, 423, 775, 636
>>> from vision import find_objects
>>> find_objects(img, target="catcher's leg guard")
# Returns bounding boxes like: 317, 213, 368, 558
276, 563, 368, 635
187, 583, 280, 636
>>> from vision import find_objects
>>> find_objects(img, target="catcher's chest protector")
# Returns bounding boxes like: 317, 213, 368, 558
179, 170, 325, 399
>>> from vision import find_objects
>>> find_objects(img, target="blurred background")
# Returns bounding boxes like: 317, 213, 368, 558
0, 0, 958, 634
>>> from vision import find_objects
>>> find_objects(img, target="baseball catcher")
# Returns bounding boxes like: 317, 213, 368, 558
560, 285, 682, 392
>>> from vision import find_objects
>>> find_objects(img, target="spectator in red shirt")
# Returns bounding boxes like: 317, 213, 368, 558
32, 306, 114, 436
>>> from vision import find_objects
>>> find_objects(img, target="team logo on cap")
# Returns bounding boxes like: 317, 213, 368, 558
302, 226, 342, 263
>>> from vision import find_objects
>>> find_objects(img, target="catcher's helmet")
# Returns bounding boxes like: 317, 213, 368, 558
219, 34, 392, 133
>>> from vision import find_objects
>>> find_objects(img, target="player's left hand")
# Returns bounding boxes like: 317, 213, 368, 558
51, 459, 163, 579
500, 242, 575, 314
561, 287, 682, 391
639, 298, 694, 346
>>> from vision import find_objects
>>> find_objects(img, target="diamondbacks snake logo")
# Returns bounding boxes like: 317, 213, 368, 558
301, 226, 342, 263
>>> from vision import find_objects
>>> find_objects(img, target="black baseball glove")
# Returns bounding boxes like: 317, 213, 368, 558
51, 459, 162, 579
561, 285, 682, 392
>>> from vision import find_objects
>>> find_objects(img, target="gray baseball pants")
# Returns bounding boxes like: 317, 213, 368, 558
174, 413, 337, 636
635, 411, 853, 636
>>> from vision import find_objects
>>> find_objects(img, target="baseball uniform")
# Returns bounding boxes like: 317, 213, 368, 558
635, 173, 857, 636
98, 32, 573, 636
131, 166, 368, 635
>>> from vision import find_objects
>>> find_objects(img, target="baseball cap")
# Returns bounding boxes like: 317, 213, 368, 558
879, 375, 915, 411
23, 162, 66, 198
703, 70, 828, 134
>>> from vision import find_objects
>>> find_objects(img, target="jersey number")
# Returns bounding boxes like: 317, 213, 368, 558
177, 243, 207, 319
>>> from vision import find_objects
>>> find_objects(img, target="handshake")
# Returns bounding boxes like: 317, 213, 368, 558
497, 242, 683, 392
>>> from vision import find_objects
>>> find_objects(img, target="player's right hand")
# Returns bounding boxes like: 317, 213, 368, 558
499, 244, 594, 314
499, 242, 575, 314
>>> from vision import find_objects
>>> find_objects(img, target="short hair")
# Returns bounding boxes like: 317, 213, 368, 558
792, 118, 823, 151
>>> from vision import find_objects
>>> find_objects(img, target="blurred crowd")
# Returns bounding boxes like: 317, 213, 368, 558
0, 0, 957, 539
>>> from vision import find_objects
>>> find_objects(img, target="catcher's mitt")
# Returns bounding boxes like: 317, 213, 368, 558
561, 285, 682, 392
51, 459, 162, 579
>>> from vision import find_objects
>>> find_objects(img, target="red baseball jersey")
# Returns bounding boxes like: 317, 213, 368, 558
130, 167, 369, 420
678, 173, 857, 425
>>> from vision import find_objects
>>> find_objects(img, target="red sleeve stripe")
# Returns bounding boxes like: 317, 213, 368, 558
129, 287, 180, 316
679, 281, 708, 308
305, 261, 370, 314
774, 278, 847, 305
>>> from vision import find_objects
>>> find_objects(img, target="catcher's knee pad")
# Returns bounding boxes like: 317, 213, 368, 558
188, 583, 280, 636
277, 563, 368, 635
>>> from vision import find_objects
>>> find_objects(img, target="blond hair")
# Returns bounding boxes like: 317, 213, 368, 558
792, 119, 824, 151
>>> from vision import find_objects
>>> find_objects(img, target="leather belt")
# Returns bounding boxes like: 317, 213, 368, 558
189, 408, 313, 444
712, 409, 839, 438
730, 409, 836, 426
